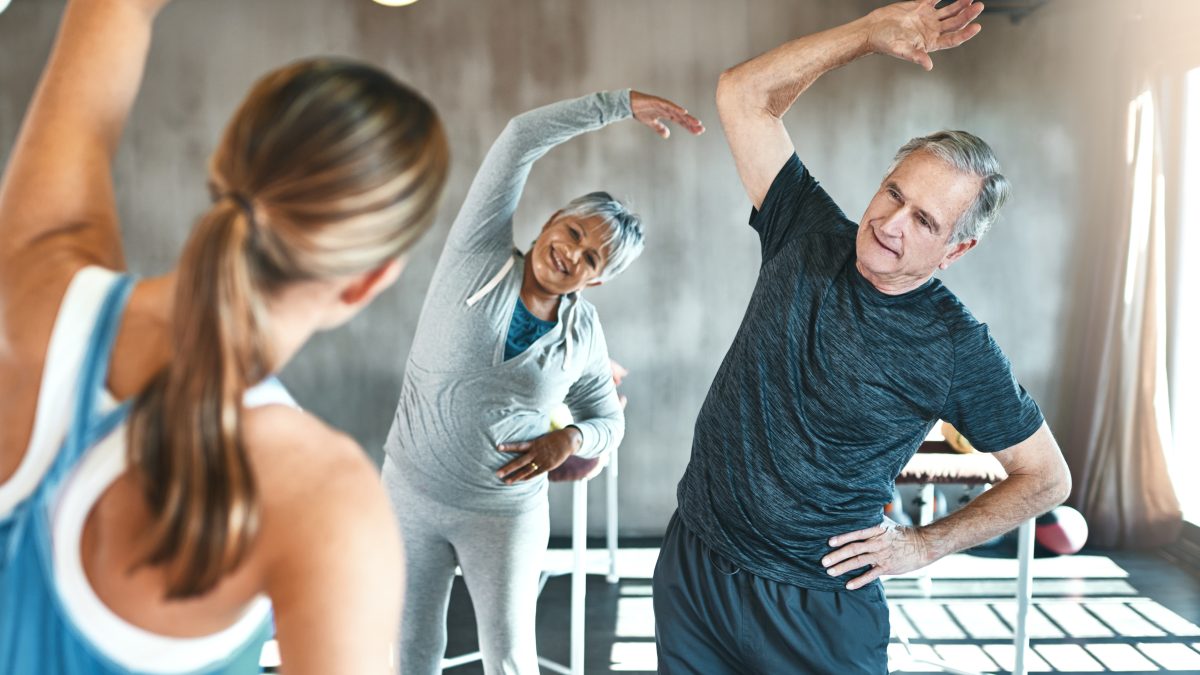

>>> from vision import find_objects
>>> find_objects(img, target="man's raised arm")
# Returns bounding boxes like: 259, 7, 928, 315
716, 0, 985, 209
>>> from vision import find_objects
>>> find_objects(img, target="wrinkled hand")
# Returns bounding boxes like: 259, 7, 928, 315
822, 517, 933, 590
630, 91, 705, 139
497, 427, 581, 484
865, 0, 985, 71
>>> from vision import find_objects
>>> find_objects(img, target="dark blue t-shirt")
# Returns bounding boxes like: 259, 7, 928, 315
677, 154, 1043, 591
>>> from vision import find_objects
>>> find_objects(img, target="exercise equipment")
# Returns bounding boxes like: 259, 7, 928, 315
1035, 505, 1088, 556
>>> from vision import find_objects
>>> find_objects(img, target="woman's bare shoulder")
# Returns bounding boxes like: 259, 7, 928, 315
240, 406, 401, 673
241, 406, 384, 519
240, 405, 397, 575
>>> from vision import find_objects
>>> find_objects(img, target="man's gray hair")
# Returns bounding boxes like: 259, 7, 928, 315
559, 191, 644, 283
888, 130, 1011, 244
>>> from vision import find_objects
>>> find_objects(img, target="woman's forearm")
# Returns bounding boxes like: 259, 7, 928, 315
442, 90, 633, 255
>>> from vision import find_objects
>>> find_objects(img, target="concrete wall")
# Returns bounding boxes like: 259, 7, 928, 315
2, 0, 1189, 535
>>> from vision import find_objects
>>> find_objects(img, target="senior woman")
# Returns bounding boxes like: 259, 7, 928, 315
382, 89, 702, 674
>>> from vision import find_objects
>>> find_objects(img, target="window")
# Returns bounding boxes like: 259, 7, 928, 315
1170, 67, 1200, 524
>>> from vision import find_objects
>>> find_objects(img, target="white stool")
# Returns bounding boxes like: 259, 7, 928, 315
890, 426, 1036, 675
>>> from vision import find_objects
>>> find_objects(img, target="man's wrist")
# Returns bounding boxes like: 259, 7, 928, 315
847, 14, 880, 58
912, 523, 949, 566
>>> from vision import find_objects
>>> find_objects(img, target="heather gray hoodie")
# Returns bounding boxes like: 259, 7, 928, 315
383, 90, 631, 515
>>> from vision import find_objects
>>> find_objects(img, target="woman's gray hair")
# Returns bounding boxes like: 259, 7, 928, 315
558, 191, 644, 283
888, 130, 1011, 244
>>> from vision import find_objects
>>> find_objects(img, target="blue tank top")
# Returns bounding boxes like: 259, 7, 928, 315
0, 272, 272, 674
503, 297, 557, 361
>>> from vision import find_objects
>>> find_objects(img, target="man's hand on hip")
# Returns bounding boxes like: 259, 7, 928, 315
822, 517, 933, 590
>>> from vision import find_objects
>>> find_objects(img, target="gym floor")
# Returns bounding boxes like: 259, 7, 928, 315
436, 539, 1200, 675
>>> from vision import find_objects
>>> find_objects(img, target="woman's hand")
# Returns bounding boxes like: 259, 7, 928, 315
630, 91, 705, 139
496, 427, 583, 484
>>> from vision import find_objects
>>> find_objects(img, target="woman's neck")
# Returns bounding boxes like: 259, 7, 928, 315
519, 256, 561, 321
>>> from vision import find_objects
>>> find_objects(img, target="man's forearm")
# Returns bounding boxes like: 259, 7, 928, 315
719, 16, 875, 120
918, 470, 1070, 563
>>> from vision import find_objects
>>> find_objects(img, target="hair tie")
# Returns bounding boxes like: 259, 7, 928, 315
222, 191, 258, 228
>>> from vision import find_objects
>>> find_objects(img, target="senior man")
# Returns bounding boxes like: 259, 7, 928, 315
652, 1, 1072, 673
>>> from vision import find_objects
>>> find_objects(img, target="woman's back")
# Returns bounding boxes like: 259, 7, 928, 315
0, 264, 397, 673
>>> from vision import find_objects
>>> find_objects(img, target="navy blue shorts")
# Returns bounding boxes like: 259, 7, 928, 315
652, 512, 890, 674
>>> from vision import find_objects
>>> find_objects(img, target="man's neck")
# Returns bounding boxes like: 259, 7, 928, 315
855, 260, 932, 296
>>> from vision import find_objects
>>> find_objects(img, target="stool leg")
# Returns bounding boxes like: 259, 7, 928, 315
1013, 518, 1034, 675
571, 481, 587, 675
606, 445, 619, 584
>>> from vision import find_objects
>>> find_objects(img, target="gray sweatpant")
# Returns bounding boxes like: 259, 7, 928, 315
382, 457, 549, 675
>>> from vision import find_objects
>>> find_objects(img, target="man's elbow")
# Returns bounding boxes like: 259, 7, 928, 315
716, 69, 740, 115
1038, 456, 1072, 511
1049, 463, 1073, 507
716, 67, 758, 119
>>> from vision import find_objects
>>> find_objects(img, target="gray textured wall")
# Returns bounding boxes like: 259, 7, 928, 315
0, 0, 1168, 535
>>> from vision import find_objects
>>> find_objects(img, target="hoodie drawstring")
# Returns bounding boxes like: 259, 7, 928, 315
562, 301, 577, 371
465, 256, 515, 307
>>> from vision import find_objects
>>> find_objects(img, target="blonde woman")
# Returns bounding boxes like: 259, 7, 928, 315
0, 0, 447, 673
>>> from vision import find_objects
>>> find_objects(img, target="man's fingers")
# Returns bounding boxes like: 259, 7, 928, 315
497, 441, 533, 452
845, 565, 885, 591
827, 554, 879, 578
828, 523, 885, 548
936, 0, 974, 20
940, 1, 984, 32
823, 536, 887, 569
939, 12, 977, 34
936, 21, 982, 50
822, 541, 869, 568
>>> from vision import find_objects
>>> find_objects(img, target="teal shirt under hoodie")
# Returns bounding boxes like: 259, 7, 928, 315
384, 90, 631, 514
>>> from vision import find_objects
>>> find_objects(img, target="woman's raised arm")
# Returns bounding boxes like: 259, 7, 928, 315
0, 0, 171, 275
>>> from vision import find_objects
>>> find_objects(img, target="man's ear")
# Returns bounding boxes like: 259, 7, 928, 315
341, 258, 406, 305
939, 238, 977, 270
